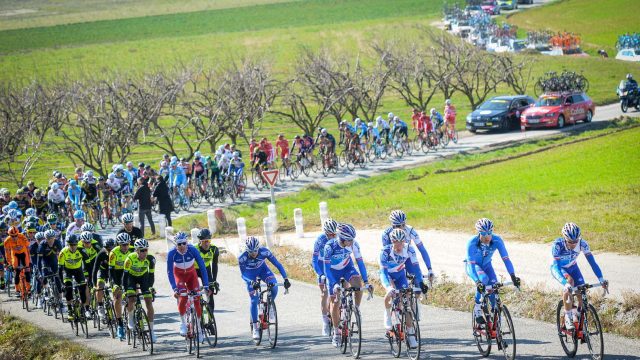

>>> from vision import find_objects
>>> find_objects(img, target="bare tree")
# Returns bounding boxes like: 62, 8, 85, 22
495, 54, 533, 95
338, 55, 392, 123
0, 81, 60, 186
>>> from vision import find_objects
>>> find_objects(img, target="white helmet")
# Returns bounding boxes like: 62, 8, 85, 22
430, 108, 436, 115
321, 128, 327, 135
367, 122, 373, 127
387, 112, 394, 119
376, 116, 383, 123
393, 116, 400, 122
445, 99, 451, 105
355, 118, 361, 124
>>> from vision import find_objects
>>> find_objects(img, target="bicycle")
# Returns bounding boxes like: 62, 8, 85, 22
4, 265, 13, 297
386, 287, 422, 360
68, 280, 89, 338
96, 285, 118, 338
367, 138, 389, 162
179, 288, 206, 357
251, 277, 288, 348
200, 287, 219, 348
125, 292, 154, 354
556, 283, 606, 360
251, 165, 271, 191
321, 150, 339, 177
472, 281, 517, 360
82, 199, 102, 228
332, 278, 371, 359
40, 270, 65, 321
15, 265, 30, 311
278, 157, 299, 182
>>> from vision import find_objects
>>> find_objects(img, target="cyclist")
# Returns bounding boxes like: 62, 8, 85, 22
192, 155, 207, 197
5, 226, 32, 296
167, 231, 211, 337
382, 210, 433, 291
391, 116, 408, 142
551, 223, 608, 331
411, 108, 421, 132
158, 161, 170, 180
367, 122, 380, 144
0, 222, 7, 289
125, 162, 138, 184
323, 223, 373, 347
249, 138, 260, 162
444, 99, 457, 136
91, 238, 115, 322
47, 183, 66, 217
31, 189, 48, 219
380, 229, 422, 349
430, 108, 445, 139
58, 234, 91, 320
65, 210, 86, 247
239, 236, 291, 341
117, 213, 143, 246
109, 232, 133, 339
466, 218, 521, 325
194, 228, 220, 313
354, 118, 368, 150
206, 155, 222, 188
81, 171, 100, 212
42, 213, 65, 241
275, 134, 290, 165
169, 160, 189, 203
228, 152, 246, 187
14, 188, 31, 213
260, 138, 275, 167
376, 116, 391, 145
80, 231, 102, 303
81, 222, 103, 248
123, 238, 157, 342
312, 219, 338, 336
38, 229, 64, 309
65, 180, 84, 218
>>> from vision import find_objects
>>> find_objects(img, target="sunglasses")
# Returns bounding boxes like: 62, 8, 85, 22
177, 242, 187, 247
479, 231, 492, 236
138, 249, 148, 253
69, 244, 78, 247
565, 238, 580, 244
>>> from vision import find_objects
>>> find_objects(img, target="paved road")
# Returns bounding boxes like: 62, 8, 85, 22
1, 238, 639, 359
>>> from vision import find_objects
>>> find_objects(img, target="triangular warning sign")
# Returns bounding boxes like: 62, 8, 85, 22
261, 170, 279, 186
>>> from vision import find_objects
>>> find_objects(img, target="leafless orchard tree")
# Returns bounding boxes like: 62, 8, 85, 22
495, 54, 534, 95
0, 81, 61, 186
338, 55, 392, 123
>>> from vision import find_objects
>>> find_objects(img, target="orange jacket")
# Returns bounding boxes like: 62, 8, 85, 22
4, 234, 31, 268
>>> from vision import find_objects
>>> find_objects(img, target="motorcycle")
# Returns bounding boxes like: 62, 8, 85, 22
617, 80, 640, 113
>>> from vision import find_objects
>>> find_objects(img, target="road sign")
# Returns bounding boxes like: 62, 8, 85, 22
262, 170, 279, 187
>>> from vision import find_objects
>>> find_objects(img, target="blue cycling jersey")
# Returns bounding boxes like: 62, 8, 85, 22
551, 237, 603, 284
167, 244, 209, 290
465, 235, 515, 283
379, 244, 423, 289
381, 225, 432, 270
356, 123, 368, 137
323, 239, 368, 283
238, 247, 287, 283
38, 239, 63, 270
168, 166, 186, 188
312, 233, 331, 277
67, 186, 83, 208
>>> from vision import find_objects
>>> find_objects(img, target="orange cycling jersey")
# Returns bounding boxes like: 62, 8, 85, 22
4, 234, 31, 268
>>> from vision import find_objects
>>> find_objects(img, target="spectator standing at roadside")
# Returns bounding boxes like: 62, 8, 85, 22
133, 178, 155, 238
152, 176, 174, 227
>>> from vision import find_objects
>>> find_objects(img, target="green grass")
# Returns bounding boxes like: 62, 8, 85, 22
0, 311, 105, 359
0, 0, 448, 54
176, 120, 640, 255
0, 0, 296, 31
508, 0, 638, 55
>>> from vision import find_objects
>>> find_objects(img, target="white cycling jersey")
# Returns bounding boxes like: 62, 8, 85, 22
47, 189, 66, 203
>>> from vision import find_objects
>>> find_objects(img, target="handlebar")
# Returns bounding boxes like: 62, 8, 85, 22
571, 282, 608, 295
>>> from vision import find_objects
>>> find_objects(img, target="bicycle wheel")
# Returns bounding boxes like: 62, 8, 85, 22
139, 309, 153, 355
80, 312, 89, 338
556, 301, 578, 357
534, 81, 544, 97
404, 310, 421, 360
379, 145, 388, 160
348, 307, 362, 358
201, 303, 218, 347
412, 136, 422, 152
498, 305, 516, 360
106, 302, 117, 338
452, 129, 459, 144
394, 142, 404, 158
472, 305, 491, 356
403, 139, 413, 156
441, 131, 450, 147
387, 323, 402, 358
251, 170, 261, 190
584, 304, 604, 360
267, 299, 278, 349
278, 164, 287, 183
339, 151, 348, 168
289, 162, 300, 180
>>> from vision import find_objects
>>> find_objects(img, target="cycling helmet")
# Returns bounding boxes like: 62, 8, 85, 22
233, 151, 240, 157
104, 238, 116, 249
393, 116, 400, 122
245, 236, 260, 253
174, 231, 189, 244
108, 173, 115, 180
80, 231, 93, 243
194, 151, 201, 158
170, 160, 178, 167
337, 223, 356, 242
126, 161, 133, 167
51, 183, 60, 191
121, 213, 134, 223
388, 112, 394, 119
26, 224, 37, 233
322, 218, 338, 235
321, 128, 328, 135
355, 118, 361, 124
16, 189, 24, 195
390, 228, 406, 243
430, 108, 436, 115
8, 201, 18, 209
180, 157, 186, 162
445, 99, 451, 105
134, 238, 149, 249
389, 210, 406, 226
116, 233, 131, 245
67, 234, 79, 245
25, 208, 36, 217
1, 205, 8, 214
376, 116, 383, 123
561, 222, 581, 243
98, 176, 105, 181
138, 162, 145, 167
47, 214, 58, 223
34, 189, 42, 196
8, 209, 19, 219
80, 223, 95, 232
44, 229, 57, 238
69, 180, 77, 187
35, 232, 46, 241
475, 218, 494, 233
86, 170, 94, 177
73, 210, 85, 220
367, 122, 373, 127
627, 73, 633, 80
197, 228, 212, 240
7, 226, 19, 236
340, 120, 346, 126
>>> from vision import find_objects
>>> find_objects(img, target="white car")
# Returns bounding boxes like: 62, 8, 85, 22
616, 48, 640, 62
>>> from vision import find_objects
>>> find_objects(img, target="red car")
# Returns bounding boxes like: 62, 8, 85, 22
481, 0, 501, 15
520, 92, 595, 129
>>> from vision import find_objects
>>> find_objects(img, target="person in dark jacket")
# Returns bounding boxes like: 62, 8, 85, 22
133, 178, 155, 237
152, 175, 174, 226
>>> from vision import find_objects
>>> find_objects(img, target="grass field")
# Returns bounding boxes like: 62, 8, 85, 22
176, 120, 640, 255
508, 0, 638, 55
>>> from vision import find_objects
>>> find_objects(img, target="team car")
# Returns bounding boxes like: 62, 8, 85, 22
481, 0, 501, 15
466, 95, 535, 132
520, 92, 595, 129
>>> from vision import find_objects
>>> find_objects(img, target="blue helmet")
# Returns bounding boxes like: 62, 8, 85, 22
69, 180, 77, 187
389, 210, 406, 226
561, 222, 581, 243
245, 236, 260, 253
475, 218, 494, 233
25, 208, 37, 217
337, 223, 356, 242
73, 210, 85, 220
174, 231, 189, 244
8, 201, 18, 210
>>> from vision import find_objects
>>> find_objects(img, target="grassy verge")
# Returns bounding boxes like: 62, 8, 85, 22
0, 310, 105, 359
507, 0, 635, 56
175, 118, 640, 255
221, 245, 640, 339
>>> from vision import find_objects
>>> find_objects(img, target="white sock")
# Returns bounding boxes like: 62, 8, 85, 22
149, 321, 154, 331
181, 315, 186, 326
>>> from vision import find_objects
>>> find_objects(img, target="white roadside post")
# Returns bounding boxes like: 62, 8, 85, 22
294, 208, 304, 238
236, 217, 247, 256
319, 201, 329, 226
207, 209, 217, 234
263, 217, 274, 248
165, 226, 174, 252
268, 204, 277, 231
190, 228, 199, 245
158, 218, 166, 238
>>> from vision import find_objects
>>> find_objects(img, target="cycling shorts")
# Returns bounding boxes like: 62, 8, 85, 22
550, 264, 585, 287
327, 265, 360, 296
125, 274, 153, 299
